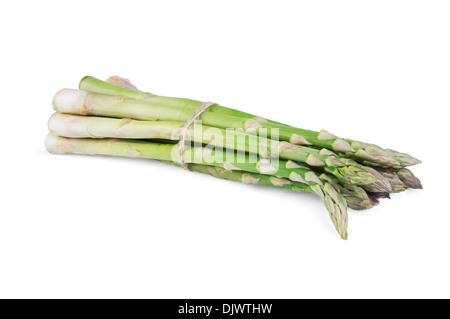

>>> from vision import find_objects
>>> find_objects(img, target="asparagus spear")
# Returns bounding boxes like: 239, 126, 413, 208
185, 163, 313, 192
318, 173, 378, 211
79, 76, 421, 168
370, 167, 422, 192
104, 76, 424, 171
183, 163, 374, 211
52, 91, 391, 192
102, 75, 288, 126
45, 134, 349, 239
48, 110, 375, 211
47, 113, 346, 197
375, 168, 410, 193
394, 168, 423, 189
48, 112, 376, 210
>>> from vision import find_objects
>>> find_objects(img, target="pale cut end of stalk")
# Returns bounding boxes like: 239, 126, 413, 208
45, 134, 58, 154
386, 149, 422, 167
395, 168, 423, 189
48, 112, 66, 136
45, 134, 80, 154
53, 89, 89, 115
48, 112, 101, 138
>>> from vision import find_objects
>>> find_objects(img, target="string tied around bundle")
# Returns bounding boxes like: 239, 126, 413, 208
178, 101, 217, 170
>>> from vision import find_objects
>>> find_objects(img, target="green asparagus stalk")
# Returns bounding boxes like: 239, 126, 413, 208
185, 162, 313, 192
182, 163, 374, 211
48, 112, 375, 210
106, 76, 423, 172
48, 111, 376, 210
104, 75, 288, 127
48, 110, 375, 211
52, 90, 391, 192
45, 134, 349, 239
79, 76, 421, 168
47, 113, 342, 197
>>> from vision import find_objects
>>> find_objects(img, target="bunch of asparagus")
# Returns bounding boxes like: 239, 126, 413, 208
45, 76, 422, 239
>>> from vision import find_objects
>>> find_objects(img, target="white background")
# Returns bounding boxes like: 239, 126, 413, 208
0, 0, 448, 299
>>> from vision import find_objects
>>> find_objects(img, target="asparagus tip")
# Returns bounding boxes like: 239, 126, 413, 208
386, 149, 422, 167
396, 168, 423, 189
